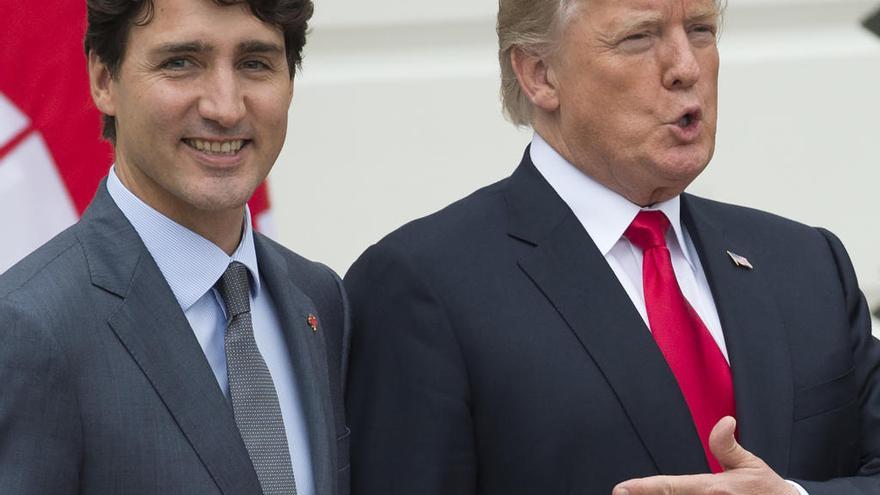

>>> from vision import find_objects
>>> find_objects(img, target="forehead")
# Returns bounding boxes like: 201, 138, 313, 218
128, 0, 284, 50
578, 0, 719, 26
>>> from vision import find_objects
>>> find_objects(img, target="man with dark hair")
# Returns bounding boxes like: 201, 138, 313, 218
0, 0, 350, 494
345, 0, 880, 494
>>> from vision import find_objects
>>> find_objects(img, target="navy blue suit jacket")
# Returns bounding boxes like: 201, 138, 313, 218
345, 149, 880, 494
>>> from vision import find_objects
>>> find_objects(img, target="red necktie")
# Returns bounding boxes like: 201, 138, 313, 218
624, 210, 735, 473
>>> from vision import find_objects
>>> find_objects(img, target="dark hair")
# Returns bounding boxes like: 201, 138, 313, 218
84, 0, 313, 143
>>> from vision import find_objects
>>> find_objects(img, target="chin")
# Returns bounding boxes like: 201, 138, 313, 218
657, 149, 711, 181
183, 187, 256, 213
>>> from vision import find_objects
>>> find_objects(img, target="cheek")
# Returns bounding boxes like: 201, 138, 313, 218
699, 54, 720, 94
592, 77, 656, 126
260, 100, 290, 137
125, 87, 192, 138
257, 92, 291, 137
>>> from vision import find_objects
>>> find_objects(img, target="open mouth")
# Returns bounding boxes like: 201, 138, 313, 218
183, 138, 250, 155
675, 109, 702, 128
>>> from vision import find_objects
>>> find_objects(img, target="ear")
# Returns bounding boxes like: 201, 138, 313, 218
88, 51, 116, 117
288, 75, 295, 103
510, 46, 559, 114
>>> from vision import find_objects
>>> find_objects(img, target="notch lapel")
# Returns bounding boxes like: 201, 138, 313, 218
79, 183, 262, 494
681, 195, 793, 474
506, 156, 708, 475
256, 237, 337, 495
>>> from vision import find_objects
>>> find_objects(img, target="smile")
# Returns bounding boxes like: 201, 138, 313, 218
183, 138, 247, 155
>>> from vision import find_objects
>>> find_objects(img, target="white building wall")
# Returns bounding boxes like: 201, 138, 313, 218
269, 0, 880, 328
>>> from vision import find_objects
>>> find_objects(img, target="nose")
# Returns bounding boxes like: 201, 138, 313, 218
661, 32, 701, 90
198, 68, 246, 128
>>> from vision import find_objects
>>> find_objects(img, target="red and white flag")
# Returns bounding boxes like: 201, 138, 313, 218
0, 1, 273, 274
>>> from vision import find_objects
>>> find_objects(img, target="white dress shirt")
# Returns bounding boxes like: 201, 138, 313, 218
529, 134, 808, 495
107, 167, 314, 495
529, 133, 729, 360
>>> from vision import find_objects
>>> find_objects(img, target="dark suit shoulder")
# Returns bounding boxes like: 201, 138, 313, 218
683, 193, 830, 246
346, 176, 526, 341
368, 177, 511, 262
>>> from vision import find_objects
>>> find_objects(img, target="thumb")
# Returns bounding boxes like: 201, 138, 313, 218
708, 416, 757, 471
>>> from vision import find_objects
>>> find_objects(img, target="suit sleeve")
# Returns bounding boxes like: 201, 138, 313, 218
345, 242, 477, 495
0, 300, 82, 494
795, 229, 880, 494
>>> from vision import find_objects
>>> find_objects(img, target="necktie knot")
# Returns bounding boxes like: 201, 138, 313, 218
216, 261, 251, 318
624, 210, 671, 251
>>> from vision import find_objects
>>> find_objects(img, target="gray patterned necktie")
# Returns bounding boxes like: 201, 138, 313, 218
216, 261, 297, 495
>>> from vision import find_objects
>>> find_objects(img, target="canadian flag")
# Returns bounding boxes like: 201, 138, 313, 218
0, 1, 273, 274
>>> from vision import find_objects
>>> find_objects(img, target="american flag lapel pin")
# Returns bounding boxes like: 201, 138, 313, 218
726, 250, 754, 270
307, 314, 319, 333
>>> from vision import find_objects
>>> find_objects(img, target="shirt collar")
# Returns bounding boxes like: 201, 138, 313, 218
529, 132, 696, 270
106, 166, 261, 311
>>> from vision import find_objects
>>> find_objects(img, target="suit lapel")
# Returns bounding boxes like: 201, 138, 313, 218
506, 155, 708, 475
681, 195, 793, 474
78, 183, 262, 495
256, 236, 337, 495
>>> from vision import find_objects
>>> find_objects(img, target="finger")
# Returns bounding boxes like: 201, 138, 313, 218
708, 416, 757, 470
613, 473, 715, 495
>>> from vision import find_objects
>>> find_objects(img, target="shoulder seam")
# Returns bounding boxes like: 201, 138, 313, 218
0, 236, 84, 303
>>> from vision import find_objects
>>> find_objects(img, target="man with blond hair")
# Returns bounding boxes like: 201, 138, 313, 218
345, 0, 880, 493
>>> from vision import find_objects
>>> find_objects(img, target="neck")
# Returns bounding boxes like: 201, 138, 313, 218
531, 119, 678, 207
114, 164, 246, 255
174, 209, 246, 256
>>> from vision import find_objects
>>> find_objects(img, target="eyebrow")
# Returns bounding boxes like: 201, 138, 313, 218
612, 14, 663, 35
607, 5, 720, 36
237, 40, 284, 55
151, 41, 210, 56
599, 12, 663, 43
149, 40, 284, 57
686, 6, 721, 24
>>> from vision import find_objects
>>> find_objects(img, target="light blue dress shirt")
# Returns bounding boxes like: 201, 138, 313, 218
107, 168, 314, 495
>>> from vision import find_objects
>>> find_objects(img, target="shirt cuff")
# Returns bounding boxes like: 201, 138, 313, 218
787, 480, 809, 495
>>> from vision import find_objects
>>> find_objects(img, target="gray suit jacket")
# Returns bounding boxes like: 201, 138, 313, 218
0, 181, 351, 495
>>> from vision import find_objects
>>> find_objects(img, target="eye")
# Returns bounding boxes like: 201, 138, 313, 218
689, 24, 718, 44
618, 32, 654, 52
241, 59, 271, 71
625, 33, 650, 41
160, 57, 194, 70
